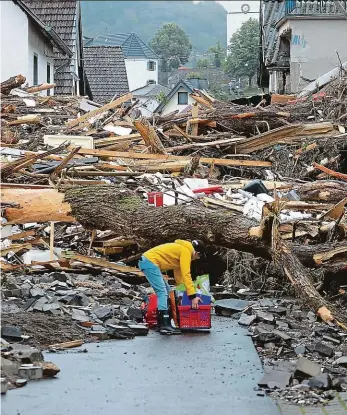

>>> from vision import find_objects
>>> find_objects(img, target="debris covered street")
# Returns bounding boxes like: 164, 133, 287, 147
1, 0, 347, 413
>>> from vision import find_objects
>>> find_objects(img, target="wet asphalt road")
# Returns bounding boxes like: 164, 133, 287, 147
2, 317, 280, 415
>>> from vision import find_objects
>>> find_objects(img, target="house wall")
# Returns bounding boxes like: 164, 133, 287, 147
125, 59, 159, 91
0, 1, 29, 82
161, 86, 194, 116
134, 95, 160, 117
279, 18, 347, 93
28, 20, 55, 93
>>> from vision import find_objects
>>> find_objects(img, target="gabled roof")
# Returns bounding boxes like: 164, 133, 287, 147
132, 84, 170, 97
84, 33, 158, 60
155, 79, 195, 113
83, 46, 129, 105
22, 0, 77, 50
14, 1, 72, 57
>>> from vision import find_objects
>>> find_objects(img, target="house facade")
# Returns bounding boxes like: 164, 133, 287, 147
23, 0, 85, 96
155, 79, 200, 116
0, 1, 72, 92
260, 0, 347, 94
84, 33, 159, 91
132, 84, 170, 117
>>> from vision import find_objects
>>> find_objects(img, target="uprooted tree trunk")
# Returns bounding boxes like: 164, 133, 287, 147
278, 240, 347, 327
298, 180, 347, 204
2, 185, 346, 325
0, 74, 26, 95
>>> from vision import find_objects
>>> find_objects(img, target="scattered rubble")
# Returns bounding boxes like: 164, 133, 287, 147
1, 71, 346, 405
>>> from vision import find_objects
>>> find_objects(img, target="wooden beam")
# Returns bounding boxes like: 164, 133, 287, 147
67, 93, 133, 128
95, 133, 141, 147
75, 148, 272, 168
70, 253, 144, 276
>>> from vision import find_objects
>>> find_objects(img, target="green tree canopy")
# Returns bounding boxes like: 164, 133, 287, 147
150, 23, 192, 70
224, 18, 260, 85
208, 41, 226, 68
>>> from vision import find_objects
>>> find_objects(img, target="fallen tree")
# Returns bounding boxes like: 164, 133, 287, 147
2, 185, 346, 325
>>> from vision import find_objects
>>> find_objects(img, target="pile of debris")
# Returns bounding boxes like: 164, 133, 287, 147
1, 72, 346, 403
214, 296, 347, 405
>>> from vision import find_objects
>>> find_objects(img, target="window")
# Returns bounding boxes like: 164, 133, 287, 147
147, 61, 156, 71
147, 79, 156, 85
47, 63, 51, 96
33, 54, 38, 85
178, 92, 188, 105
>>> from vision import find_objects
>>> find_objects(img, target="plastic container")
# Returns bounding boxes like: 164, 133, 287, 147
177, 305, 212, 329
147, 192, 164, 207
243, 180, 269, 196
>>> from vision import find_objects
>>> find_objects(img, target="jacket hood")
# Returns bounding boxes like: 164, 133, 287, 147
174, 239, 194, 254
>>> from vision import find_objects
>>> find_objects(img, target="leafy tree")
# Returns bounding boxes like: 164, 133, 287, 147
224, 18, 260, 86
187, 72, 202, 79
150, 23, 192, 70
81, 1, 226, 53
196, 58, 210, 69
155, 91, 168, 105
208, 41, 226, 68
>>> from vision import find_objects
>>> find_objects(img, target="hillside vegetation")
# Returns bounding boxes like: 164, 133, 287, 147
81, 1, 227, 52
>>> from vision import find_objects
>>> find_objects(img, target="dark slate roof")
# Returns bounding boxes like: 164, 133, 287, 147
132, 84, 170, 97
23, 0, 78, 94
155, 79, 195, 113
84, 33, 158, 59
83, 46, 129, 105
261, 0, 285, 67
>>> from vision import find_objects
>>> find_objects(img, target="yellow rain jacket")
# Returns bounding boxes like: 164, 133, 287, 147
143, 240, 196, 296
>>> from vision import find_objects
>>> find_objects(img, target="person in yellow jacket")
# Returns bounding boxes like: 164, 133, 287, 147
139, 239, 205, 335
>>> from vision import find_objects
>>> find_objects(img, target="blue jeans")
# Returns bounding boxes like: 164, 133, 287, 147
139, 256, 171, 311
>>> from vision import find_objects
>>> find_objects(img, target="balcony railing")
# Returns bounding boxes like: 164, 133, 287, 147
285, 0, 347, 15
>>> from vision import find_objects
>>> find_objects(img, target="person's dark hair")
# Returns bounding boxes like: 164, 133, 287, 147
192, 239, 205, 254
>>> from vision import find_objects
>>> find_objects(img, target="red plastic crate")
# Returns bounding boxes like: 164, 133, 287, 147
177, 305, 211, 329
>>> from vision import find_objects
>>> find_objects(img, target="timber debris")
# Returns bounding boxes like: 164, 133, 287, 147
1, 73, 346, 402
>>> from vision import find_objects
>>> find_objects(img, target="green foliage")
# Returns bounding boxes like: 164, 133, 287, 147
150, 23, 192, 70
155, 91, 168, 105
81, 1, 226, 53
196, 58, 210, 69
187, 72, 202, 79
224, 18, 260, 85
207, 41, 226, 68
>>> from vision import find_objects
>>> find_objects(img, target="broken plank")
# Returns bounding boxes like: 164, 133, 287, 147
94, 247, 124, 255
8, 114, 40, 126
313, 247, 347, 265
70, 253, 144, 276
102, 238, 136, 248
8, 230, 36, 241
75, 148, 272, 168
95, 133, 142, 147
202, 197, 243, 213
67, 93, 132, 128
25, 83, 55, 93
49, 339, 83, 349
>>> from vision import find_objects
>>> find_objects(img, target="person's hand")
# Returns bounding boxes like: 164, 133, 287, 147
191, 297, 202, 309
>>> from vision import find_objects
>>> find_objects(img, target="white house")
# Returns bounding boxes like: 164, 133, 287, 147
0, 1, 72, 93
155, 79, 199, 116
23, 0, 85, 96
84, 33, 159, 91
132, 84, 170, 117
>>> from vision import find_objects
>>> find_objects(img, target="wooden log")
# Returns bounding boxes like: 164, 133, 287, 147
74, 148, 272, 168
133, 118, 166, 154
312, 162, 347, 181
1, 74, 26, 94
67, 93, 132, 128
25, 83, 56, 93
1, 186, 344, 276
1, 188, 74, 224
8, 114, 40, 126
298, 180, 347, 203
70, 253, 144, 276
